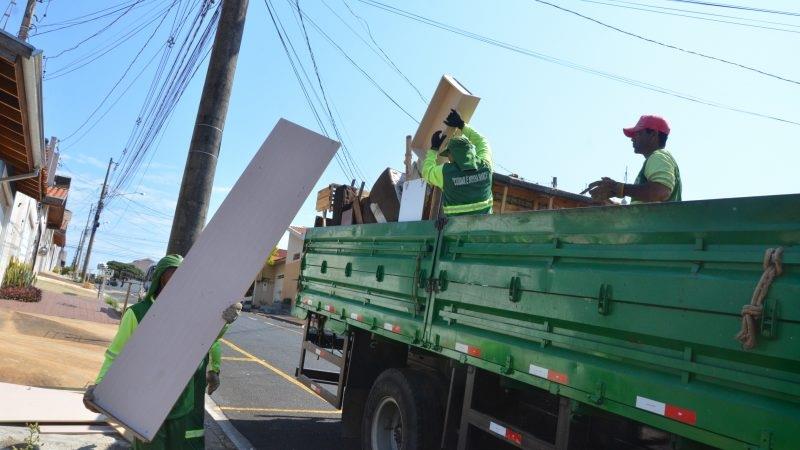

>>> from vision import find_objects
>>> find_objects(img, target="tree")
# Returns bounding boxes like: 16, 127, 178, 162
106, 261, 145, 282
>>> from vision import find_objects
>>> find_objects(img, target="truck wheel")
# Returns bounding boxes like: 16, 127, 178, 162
362, 368, 443, 450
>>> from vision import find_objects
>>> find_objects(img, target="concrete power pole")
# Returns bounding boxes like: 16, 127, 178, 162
17, 0, 35, 41
167, 0, 249, 256
81, 158, 114, 281
72, 204, 94, 272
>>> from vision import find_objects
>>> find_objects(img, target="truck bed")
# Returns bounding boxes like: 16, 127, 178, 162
296, 194, 800, 450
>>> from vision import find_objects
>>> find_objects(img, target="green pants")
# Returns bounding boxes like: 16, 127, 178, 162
134, 357, 209, 449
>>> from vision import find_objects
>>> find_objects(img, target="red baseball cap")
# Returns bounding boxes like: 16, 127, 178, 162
623, 115, 670, 138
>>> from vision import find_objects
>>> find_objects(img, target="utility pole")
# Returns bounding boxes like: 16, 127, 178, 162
72, 204, 94, 272
17, 0, 35, 41
167, 0, 249, 256
81, 158, 113, 281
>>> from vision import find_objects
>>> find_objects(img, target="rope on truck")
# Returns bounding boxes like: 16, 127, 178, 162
736, 247, 784, 350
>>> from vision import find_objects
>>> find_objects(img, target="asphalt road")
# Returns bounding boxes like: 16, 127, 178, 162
210, 313, 355, 450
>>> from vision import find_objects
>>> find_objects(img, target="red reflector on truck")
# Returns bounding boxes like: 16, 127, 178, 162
350, 313, 363, 321
455, 342, 481, 357
528, 364, 569, 385
489, 421, 522, 445
383, 322, 401, 333
324, 304, 335, 313
636, 396, 696, 425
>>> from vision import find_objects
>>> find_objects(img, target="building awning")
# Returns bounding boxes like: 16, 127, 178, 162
0, 29, 45, 200
52, 209, 70, 248
45, 176, 70, 228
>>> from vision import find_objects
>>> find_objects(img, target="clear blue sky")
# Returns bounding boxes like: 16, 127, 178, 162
7, 0, 799, 271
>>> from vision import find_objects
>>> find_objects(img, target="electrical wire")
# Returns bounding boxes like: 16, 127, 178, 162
664, 1, 800, 18
60, 4, 176, 144
46, 0, 145, 60
358, 0, 800, 127
331, 0, 427, 103
533, 0, 800, 86
293, 0, 368, 182
574, 0, 800, 34
44, 1, 177, 80
263, 0, 357, 182
295, 4, 419, 124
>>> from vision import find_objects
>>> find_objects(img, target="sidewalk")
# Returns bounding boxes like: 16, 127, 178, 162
0, 277, 120, 324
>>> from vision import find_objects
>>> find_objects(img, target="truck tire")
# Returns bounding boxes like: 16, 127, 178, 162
361, 368, 443, 450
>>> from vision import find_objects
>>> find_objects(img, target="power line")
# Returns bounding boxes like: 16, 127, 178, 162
295, 4, 419, 124
358, 0, 800, 127
263, 0, 357, 182
46, 0, 145, 60
574, 0, 800, 34
533, 0, 800, 86
43, 1, 176, 80
665, 0, 800, 18
60, 5, 175, 144
330, 0, 427, 104
293, 0, 367, 182
32, 0, 148, 35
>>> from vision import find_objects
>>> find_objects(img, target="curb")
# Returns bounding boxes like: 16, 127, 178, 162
264, 314, 304, 327
205, 395, 254, 450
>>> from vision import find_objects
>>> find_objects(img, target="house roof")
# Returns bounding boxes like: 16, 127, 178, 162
0, 29, 45, 200
44, 185, 68, 204
493, 173, 593, 205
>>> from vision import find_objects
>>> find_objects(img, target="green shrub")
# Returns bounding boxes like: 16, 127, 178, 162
3, 258, 36, 288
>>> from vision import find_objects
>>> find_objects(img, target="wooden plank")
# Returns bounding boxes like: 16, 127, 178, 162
0, 382, 105, 423
90, 119, 339, 442
410, 74, 480, 159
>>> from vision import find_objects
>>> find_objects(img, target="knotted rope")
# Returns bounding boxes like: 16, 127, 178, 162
736, 247, 784, 350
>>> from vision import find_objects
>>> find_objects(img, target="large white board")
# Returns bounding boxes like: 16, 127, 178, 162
0, 382, 105, 423
91, 119, 339, 441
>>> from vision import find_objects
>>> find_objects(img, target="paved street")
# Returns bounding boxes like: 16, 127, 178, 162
211, 313, 354, 450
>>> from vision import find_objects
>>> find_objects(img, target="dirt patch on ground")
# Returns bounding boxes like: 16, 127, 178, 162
0, 310, 117, 388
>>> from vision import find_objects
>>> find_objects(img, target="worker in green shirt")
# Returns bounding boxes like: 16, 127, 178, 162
422, 109, 494, 216
584, 114, 681, 203
83, 254, 242, 449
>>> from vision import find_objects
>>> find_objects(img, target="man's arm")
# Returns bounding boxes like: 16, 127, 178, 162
462, 125, 492, 169
421, 149, 444, 189
95, 309, 138, 383
621, 181, 672, 202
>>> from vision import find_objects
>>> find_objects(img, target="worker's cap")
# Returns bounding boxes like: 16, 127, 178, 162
623, 115, 670, 138
442, 135, 474, 157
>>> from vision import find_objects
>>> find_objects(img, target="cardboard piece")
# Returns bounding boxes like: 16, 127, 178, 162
398, 179, 428, 222
410, 75, 480, 160
0, 382, 105, 423
90, 119, 339, 441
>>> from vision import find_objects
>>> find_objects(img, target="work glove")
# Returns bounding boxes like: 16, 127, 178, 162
443, 108, 465, 129
222, 302, 243, 324
206, 370, 220, 395
581, 177, 623, 202
83, 385, 99, 413
431, 130, 447, 150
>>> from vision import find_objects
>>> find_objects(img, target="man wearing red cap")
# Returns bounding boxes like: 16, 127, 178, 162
584, 115, 681, 203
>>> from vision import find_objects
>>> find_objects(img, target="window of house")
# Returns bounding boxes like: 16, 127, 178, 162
293, 253, 301, 261
277, 274, 284, 279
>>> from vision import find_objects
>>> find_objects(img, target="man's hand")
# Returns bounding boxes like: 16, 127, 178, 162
581, 177, 623, 202
431, 130, 447, 150
222, 302, 242, 324
206, 370, 220, 395
83, 385, 100, 413
443, 109, 465, 129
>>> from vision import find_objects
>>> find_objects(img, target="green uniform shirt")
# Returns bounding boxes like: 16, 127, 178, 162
633, 149, 682, 203
421, 125, 494, 215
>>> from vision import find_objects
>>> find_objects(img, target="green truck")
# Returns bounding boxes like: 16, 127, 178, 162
293, 194, 799, 450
